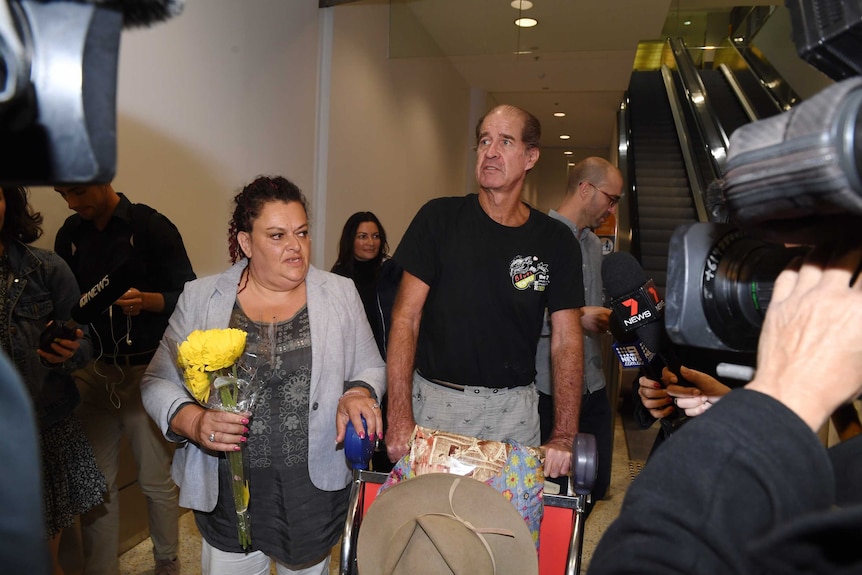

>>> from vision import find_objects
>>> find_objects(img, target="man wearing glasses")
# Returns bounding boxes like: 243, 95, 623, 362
535, 156, 623, 509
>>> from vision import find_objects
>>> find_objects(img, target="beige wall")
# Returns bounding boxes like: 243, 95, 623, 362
29, 0, 472, 278
323, 0, 471, 268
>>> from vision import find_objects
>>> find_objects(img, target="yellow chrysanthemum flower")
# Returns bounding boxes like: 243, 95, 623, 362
178, 328, 247, 372
184, 367, 211, 403
177, 328, 248, 404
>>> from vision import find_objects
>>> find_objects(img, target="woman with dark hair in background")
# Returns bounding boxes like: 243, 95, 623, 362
331, 211, 402, 360
0, 186, 105, 575
331, 211, 401, 472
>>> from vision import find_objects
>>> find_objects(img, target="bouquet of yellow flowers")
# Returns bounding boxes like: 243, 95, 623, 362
176, 327, 267, 550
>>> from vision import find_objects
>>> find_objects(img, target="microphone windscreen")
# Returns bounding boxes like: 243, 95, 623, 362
70, 260, 136, 325
602, 252, 649, 300
637, 318, 665, 354
84, 0, 185, 28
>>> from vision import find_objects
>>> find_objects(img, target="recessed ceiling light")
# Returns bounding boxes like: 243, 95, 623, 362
563, 151, 573, 155
554, 112, 566, 117
559, 134, 571, 140
513, 50, 532, 55
514, 17, 538, 28
510, 0, 533, 9
683, 20, 691, 26
567, 162, 575, 166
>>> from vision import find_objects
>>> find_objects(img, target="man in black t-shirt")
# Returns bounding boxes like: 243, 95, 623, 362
386, 105, 585, 479
54, 183, 194, 575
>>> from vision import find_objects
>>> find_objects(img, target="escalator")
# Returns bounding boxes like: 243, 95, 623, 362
627, 70, 698, 294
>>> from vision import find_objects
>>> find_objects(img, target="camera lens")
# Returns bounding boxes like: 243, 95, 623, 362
702, 233, 807, 351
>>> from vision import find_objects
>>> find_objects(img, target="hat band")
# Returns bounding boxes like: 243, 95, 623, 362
416, 478, 516, 575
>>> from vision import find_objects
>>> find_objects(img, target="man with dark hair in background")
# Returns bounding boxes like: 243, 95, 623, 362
535, 156, 622, 505
386, 104, 585, 479
54, 183, 195, 575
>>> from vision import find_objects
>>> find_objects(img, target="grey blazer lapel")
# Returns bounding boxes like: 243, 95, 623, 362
306, 266, 328, 395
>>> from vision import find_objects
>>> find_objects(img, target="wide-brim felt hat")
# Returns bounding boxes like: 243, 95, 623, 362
357, 473, 538, 575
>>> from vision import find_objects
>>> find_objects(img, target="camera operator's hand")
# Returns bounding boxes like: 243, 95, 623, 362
36, 326, 84, 365
747, 244, 862, 432
666, 366, 731, 417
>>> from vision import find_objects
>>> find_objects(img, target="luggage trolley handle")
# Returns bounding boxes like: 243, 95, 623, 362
567, 432, 598, 575
341, 418, 378, 575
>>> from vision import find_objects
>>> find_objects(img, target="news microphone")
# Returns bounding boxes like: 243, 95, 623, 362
38, 259, 135, 353
601, 252, 683, 383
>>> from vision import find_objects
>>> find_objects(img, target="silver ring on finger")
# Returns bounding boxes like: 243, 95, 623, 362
209, 432, 216, 443
371, 403, 380, 410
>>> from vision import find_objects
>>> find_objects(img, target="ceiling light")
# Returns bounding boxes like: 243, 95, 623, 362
559, 134, 571, 140
568, 162, 575, 167
514, 18, 538, 28
510, 0, 533, 9
553, 112, 566, 117
563, 151, 573, 155
683, 20, 691, 26
514, 50, 532, 55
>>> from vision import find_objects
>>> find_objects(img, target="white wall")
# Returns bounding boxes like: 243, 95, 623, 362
323, 0, 471, 267
32, 0, 322, 277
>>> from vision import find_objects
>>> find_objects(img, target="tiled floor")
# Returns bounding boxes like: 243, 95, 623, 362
117, 411, 655, 575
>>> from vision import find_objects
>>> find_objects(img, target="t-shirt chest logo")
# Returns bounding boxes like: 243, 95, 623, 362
509, 255, 550, 292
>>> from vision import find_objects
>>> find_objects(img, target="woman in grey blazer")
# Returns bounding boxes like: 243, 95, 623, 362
142, 176, 385, 575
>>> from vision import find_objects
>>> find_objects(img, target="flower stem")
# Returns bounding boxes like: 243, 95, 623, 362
219, 378, 251, 549
227, 449, 251, 549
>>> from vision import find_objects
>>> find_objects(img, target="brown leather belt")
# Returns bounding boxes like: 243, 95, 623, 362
427, 377, 467, 392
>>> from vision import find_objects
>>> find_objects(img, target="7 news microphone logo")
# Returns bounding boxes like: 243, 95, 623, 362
610, 279, 664, 332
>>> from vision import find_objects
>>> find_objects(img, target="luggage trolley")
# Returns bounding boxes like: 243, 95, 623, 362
339, 432, 598, 575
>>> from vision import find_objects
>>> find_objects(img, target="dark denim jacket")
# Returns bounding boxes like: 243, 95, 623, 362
4, 242, 93, 426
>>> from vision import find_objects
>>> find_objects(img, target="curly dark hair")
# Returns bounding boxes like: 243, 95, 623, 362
1, 186, 43, 246
332, 211, 389, 276
228, 176, 308, 263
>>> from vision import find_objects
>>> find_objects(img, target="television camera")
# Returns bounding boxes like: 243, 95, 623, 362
664, 0, 862, 354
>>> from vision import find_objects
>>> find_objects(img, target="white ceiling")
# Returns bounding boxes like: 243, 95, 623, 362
385, 0, 776, 152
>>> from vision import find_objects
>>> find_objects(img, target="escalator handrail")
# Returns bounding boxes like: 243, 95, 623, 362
717, 63, 760, 122
660, 65, 710, 223
669, 37, 729, 177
